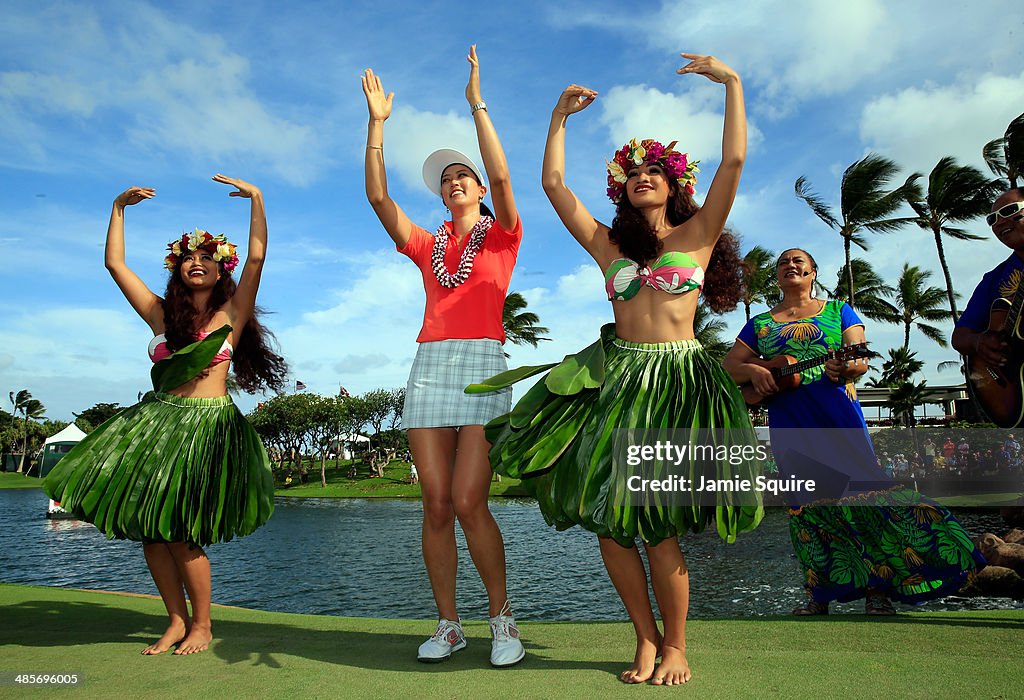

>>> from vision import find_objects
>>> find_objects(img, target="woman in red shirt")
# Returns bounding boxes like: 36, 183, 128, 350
361, 45, 524, 667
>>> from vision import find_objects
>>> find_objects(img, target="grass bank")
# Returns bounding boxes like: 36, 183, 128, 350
273, 459, 528, 499
0, 472, 42, 489
1, 584, 1022, 699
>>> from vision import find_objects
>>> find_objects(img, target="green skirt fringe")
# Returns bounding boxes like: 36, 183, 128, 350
44, 392, 274, 547
484, 325, 764, 546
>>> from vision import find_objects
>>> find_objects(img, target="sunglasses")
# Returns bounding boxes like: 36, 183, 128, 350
986, 200, 1024, 227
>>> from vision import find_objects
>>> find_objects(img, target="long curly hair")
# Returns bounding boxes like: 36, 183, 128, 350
607, 183, 743, 313
162, 266, 288, 394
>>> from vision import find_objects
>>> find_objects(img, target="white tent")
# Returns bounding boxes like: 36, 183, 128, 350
44, 424, 88, 445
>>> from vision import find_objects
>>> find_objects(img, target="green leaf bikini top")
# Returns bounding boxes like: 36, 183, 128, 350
603, 251, 705, 301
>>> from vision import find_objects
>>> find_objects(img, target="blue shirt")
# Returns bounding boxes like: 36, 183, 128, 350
956, 253, 1024, 332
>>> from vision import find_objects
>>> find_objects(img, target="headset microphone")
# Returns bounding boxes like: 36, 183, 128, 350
802, 271, 811, 277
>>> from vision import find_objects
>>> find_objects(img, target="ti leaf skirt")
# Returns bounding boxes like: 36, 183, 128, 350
484, 325, 764, 547
44, 392, 274, 547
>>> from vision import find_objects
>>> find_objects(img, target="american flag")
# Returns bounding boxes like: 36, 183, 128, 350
295, 380, 307, 391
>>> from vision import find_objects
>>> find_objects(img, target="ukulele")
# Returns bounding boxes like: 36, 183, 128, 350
739, 343, 872, 405
966, 282, 1024, 428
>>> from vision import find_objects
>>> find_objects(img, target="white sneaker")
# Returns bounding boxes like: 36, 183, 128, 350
489, 605, 525, 667
417, 618, 467, 663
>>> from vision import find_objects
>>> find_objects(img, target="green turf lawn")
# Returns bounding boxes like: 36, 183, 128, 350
274, 459, 528, 498
934, 492, 1023, 508
0, 472, 43, 489
2, 584, 1022, 698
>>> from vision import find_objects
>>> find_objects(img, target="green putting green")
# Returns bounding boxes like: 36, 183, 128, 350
1, 583, 1021, 698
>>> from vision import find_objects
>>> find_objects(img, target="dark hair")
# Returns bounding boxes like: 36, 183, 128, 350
162, 265, 288, 394
608, 182, 743, 312
776, 248, 818, 272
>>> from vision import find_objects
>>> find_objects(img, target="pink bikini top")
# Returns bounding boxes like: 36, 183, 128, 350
148, 330, 234, 366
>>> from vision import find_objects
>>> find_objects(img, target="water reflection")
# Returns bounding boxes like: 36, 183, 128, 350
1, 490, 1019, 620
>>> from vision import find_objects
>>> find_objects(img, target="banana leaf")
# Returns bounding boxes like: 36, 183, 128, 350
150, 325, 232, 393
544, 338, 606, 396
465, 362, 557, 394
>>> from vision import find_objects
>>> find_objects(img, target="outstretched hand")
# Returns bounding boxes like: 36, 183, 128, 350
212, 174, 261, 198
554, 84, 598, 116
678, 53, 739, 84
466, 44, 482, 105
362, 68, 393, 121
115, 187, 154, 208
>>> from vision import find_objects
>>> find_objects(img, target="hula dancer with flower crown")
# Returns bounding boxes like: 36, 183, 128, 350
44, 176, 287, 655
472, 54, 761, 685
361, 45, 525, 667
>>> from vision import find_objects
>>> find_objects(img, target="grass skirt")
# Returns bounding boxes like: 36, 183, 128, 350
44, 392, 274, 547
483, 325, 764, 546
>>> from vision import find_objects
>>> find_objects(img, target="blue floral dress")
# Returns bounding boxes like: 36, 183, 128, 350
737, 300, 983, 604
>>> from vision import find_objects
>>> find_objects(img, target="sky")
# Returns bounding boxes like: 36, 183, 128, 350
1, 0, 1022, 422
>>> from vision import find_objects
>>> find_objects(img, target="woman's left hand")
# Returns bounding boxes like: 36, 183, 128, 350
824, 357, 846, 383
213, 174, 261, 198
465, 44, 483, 105
678, 53, 739, 84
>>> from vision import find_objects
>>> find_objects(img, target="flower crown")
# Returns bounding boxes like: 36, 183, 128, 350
606, 138, 700, 204
164, 228, 239, 272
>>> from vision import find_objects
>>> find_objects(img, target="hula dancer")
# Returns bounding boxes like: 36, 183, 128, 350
475, 54, 761, 685
44, 177, 287, 655
724, 248, 984, 614
361, 46, 525, 666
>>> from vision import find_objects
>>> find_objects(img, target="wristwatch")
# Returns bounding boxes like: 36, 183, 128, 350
471, 101, 487, 114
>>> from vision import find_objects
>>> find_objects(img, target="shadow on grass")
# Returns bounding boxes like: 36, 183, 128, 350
0, 598, 625, 676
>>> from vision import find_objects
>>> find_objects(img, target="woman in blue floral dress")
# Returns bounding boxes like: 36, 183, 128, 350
724, 248, 984, 614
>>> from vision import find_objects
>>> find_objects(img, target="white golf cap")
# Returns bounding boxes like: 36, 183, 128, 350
422, 148, 485, 197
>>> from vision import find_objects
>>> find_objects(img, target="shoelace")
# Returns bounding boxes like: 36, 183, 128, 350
490, 600, 517, 641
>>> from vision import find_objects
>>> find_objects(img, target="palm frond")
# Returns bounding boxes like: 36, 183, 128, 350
794, 176, 840, 229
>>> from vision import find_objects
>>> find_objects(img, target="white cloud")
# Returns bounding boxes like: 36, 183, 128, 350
0, 4, 330, 184
859, 71, 1024, 175
598, 83, 763, 166
383, 106, 482, 198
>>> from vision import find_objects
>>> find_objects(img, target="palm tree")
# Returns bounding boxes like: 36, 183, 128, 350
831, 258, 899, 324
795, 154, 915, 306
740, 245, 780, 321
503, 291, 550, 348
904, 157, 1002, 321
887, 379, 931, 429
9, 390, 46, 474
876, 346, 925, 386
983, 111, 1024, 188
694, 302, 731, 362
893, 264, 953, 350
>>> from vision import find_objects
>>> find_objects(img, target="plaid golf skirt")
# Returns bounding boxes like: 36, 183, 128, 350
403, 339, 511, 429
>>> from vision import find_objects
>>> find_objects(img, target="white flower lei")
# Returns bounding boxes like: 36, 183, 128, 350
431, 216, 493, 288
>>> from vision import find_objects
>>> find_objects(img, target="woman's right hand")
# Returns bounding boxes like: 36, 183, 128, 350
554, 84, 598, 117
114, 187, 154, 208
361, 68, 393, 122
748, 364, 778, 397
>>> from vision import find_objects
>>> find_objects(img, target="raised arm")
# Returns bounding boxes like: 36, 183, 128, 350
541, 85, 607, 259
214, 174, 264, 331
362, 69, 415, 248
679, 53, 746, 250
105, 187, 162, 331
465, 45, 517, 231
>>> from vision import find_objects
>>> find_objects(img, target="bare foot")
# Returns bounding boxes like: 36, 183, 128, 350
142, 619, 187, 655
173, 622, 212, 655
619, 633, 662, 684
650, 644, 692, 686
